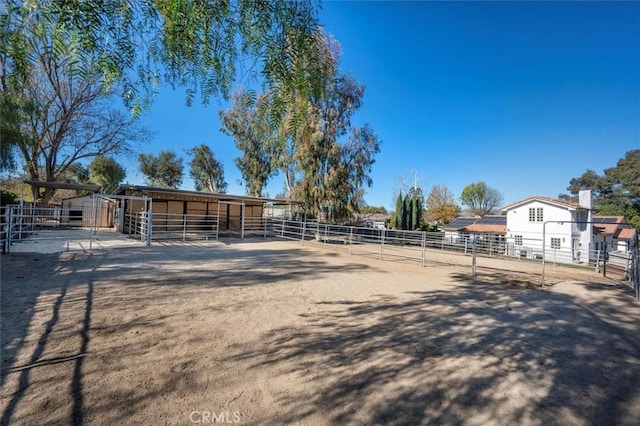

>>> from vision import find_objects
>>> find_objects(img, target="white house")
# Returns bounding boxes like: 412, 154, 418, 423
502, 191, 637, 263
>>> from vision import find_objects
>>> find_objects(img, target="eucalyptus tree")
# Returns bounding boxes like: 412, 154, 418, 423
188, 144, 227, 193
219, 90, 277, 197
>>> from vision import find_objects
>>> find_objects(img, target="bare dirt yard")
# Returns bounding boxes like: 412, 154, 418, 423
2, 239, 639, 425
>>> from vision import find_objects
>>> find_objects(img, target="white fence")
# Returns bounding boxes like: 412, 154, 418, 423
269, 219, 639, 301
2, 208, 638, 301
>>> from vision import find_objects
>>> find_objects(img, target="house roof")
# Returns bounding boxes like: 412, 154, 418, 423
445, 217, 476, 231
501, 195, 582, 212
445, 215, 506, 234
592, 216, 625, 235
615, 227, 637, 240
115, 185, 294, 205
592, 216, 637, 240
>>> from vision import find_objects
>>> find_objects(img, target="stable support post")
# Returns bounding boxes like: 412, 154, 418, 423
241, 202, 245, 239
301, 221, 306, 245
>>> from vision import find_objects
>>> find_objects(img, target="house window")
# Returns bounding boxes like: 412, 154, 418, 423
528, 207, 543, 222
515, 235, 523, 246
550, 237, 561, 249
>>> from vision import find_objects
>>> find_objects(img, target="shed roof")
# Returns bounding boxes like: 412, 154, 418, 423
115, 185, 295, 205
445, 215, 506, 234
24, 180, 101, 193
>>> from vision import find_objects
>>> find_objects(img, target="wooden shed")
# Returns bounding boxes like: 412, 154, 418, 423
61, 195, 115, 228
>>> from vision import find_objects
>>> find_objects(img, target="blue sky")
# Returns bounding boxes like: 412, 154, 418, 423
123, 1, 640, 210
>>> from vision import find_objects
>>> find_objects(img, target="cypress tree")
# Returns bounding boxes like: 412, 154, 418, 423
395, 192, 403, 229
402, 194, 410, 230
412, 194, 422, 230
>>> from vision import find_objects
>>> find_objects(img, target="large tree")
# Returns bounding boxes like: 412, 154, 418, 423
425, 185, 460, 225
559, 149, 640, 229
188, 144, 227, 193
0, 48, 145, 204
291, 36, 381, 222
219, 90, 277, 196
138, 150, 183, 189
89, 156, 127, 194
460, 182, 503, 216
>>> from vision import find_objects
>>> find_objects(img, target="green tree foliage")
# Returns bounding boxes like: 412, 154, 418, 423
88, 156, 126, 194
320, 125, 381, 221
222, 34, 381, 221
219, 90, 277, 196
138, 151, 183, 189
0, 189, 18, 205
360, 205, 387, 215
394, 192, 403, 229
412, 194, 422, 231
0, 91, 22, 172
2, 0, 324, 116
425, 185, 460, 225
392, 190, 424, 231
64, 163, 91, 184
560, 150, 640, 229
402, 196, 411, 230
460, 182, 503, 216
187, 144, 227, 193
291, 36, 381, 222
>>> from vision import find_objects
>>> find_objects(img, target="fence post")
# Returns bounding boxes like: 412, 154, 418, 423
421, 231, 426, 267
6, 206, 13, 253
301, 221, 306, 245
183, 214, 187, 242
263, 217, 267, 239
380, 228, 385, 260
17, 204, 23, 240
146, 211, 152, 247
281, 219, 285, 237
349, 226, 353, 255
472, 237, 477, 278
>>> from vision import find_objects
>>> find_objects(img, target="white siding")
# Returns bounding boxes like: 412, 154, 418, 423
505, 200, 590, 262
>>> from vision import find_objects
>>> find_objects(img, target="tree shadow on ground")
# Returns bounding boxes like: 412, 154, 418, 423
226, 274, 640, 425
0, 241, 380, 424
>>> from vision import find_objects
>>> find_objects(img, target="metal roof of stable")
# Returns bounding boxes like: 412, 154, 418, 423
115, 185, 296, 205
23, 180, 102, 193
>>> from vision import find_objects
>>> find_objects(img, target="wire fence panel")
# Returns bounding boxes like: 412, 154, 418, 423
267, 219, 640, 291
149, 213, 219, 241
1, 204, 146, 253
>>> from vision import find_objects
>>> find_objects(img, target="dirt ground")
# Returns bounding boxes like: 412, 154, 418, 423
1, 239, 639, 425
